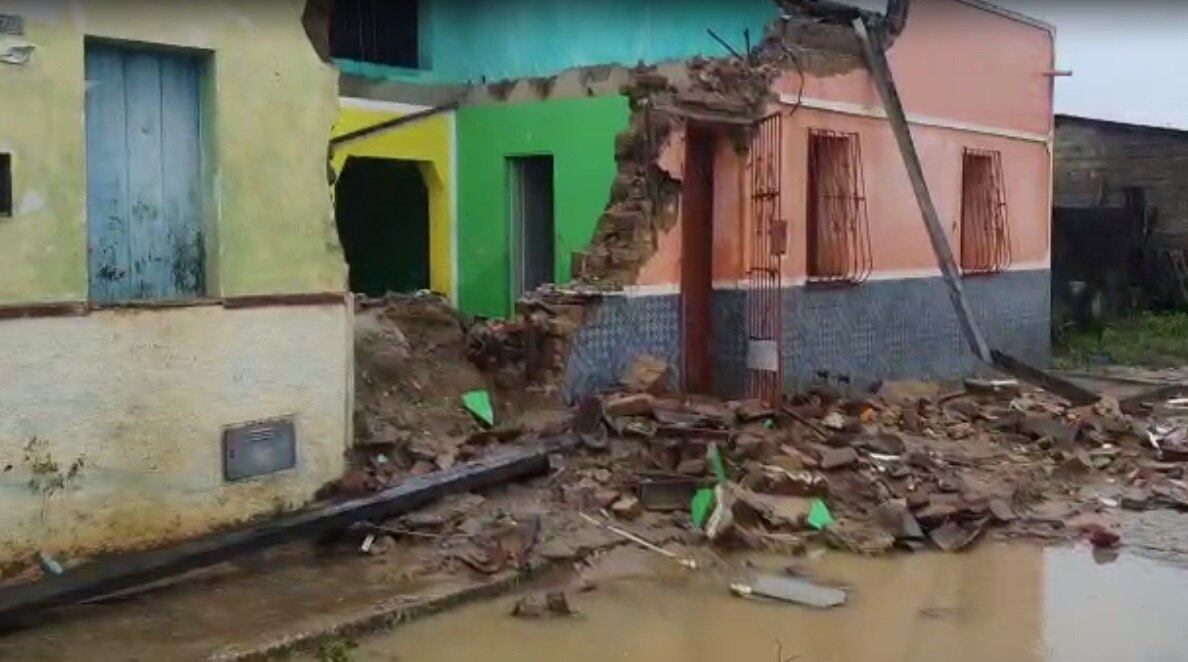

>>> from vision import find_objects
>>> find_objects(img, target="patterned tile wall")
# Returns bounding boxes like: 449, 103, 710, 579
563, 294, 681, 402
784, 269, 1051, 390
564, 269, 1051, 399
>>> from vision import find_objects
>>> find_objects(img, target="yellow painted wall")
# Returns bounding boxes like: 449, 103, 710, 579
331, 102, 455, 299
0, 0, 346, 304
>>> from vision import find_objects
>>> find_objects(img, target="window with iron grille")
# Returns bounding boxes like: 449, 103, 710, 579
960, 148, 1011, 274
330, 0, 420, 69
806, 130, 872, 284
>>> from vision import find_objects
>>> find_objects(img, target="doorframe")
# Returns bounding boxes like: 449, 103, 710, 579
680, 125, 717, 395
82, 37, 217, 301
506, 152, 556, 304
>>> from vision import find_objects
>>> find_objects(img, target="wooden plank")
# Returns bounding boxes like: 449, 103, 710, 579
852, 19, 992, 363
852, 19, 1100, 406
1119, 383, 1188, 415
0, 437, 576, 627
85, 45, 133, 303
329, 101, 459, 147
159, 54, 205, 298
990, 350, 1099, 406
124, 51, 171, 300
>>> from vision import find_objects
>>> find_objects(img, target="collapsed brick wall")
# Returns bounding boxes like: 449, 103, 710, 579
572, 12, 868, 287
473, 5, 894, 394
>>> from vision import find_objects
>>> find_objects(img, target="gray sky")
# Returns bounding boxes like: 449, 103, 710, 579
998, 1, 1188, 130
850, 1, 1188, 130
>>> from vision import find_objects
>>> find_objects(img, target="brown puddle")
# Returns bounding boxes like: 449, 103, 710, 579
338, 544, 1188, 662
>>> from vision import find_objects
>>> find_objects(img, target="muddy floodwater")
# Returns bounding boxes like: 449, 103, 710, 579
333, 544, 1188, 662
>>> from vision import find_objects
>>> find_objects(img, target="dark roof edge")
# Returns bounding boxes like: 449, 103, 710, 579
1056, 113, 1188, 137
953, 0, 1054, 34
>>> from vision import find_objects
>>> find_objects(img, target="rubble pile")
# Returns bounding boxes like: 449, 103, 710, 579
349, 341, 1188, 571
344, 293, 570, 495
346, 290, 1188, 572
544, 362, 1188, 556
465, 286, 599, 393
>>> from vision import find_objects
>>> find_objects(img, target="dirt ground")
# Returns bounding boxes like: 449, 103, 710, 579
345, 293, 568, 494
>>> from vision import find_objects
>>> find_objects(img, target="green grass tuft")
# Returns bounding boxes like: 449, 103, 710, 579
1054, 312, 1188, 368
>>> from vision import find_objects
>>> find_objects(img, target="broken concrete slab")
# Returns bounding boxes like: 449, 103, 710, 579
929, 519, 987, 553
621, 355, 671, 395
602, 393, 655, 417
733, 489, 812, 530
876, 500, 924, 540
610, 497, 643, 520
512, 591, 576, 618
819, 447, 859, 471
731, 573, 846, 609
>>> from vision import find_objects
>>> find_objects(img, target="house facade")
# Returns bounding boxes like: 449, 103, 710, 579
0, 1, 351, 564
328, 0, 1054, 397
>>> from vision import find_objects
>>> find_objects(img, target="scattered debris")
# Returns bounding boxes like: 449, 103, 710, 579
578, 513, 697, 570
928, 519, 987, 553
639, 478, 703, 511
511, 591, 576, 619
730, 573, 847, 609
622, 355, 672, 395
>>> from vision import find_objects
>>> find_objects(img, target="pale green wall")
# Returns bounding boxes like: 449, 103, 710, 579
0, 304, 351, 564
0, 0, 346, 304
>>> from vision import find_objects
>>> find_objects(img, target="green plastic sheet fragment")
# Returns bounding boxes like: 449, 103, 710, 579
808, 499, 835, 531
462, 390, 495, 427
691, 489, 716, 530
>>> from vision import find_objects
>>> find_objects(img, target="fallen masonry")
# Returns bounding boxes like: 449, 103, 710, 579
7, 312, 1188, 627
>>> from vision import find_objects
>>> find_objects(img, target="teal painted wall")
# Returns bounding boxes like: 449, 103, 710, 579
337, 0, 776, 84
457, 95, 630, 317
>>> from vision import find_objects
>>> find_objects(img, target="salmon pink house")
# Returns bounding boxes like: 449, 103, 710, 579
322, 0, 1054, 397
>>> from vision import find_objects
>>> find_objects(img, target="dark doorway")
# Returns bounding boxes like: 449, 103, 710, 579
335, 157, 430, 297
681, 128, 715, 394
509, 156, 555, 300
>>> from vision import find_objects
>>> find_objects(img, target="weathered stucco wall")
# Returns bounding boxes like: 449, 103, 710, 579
456, 95, 629, 317
0, 303, 351, 564
635, 117, 1050, 287
331, 99, 456, 299
773, 0, 1055, 138
336, 0, 776, 85
635, 0, 1054, 287
0, 0, 345, 304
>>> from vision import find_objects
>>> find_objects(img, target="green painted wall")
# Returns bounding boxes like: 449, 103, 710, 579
457, 95, 630, 317
0, 0, 345, 304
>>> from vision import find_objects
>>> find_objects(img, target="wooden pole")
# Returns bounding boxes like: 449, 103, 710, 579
0, 437, 576, 627
852, 17, 992, 363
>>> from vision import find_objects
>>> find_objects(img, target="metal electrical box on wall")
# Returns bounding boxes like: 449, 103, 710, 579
0, 14, 23, 35
222, 417, 297, 481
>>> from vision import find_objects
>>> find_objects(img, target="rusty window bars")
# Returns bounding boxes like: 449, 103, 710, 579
960, 148, 1012, 275
806, 129, 873, 284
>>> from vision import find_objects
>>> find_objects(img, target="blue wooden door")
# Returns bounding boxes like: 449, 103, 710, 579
85, 43, 204, 303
